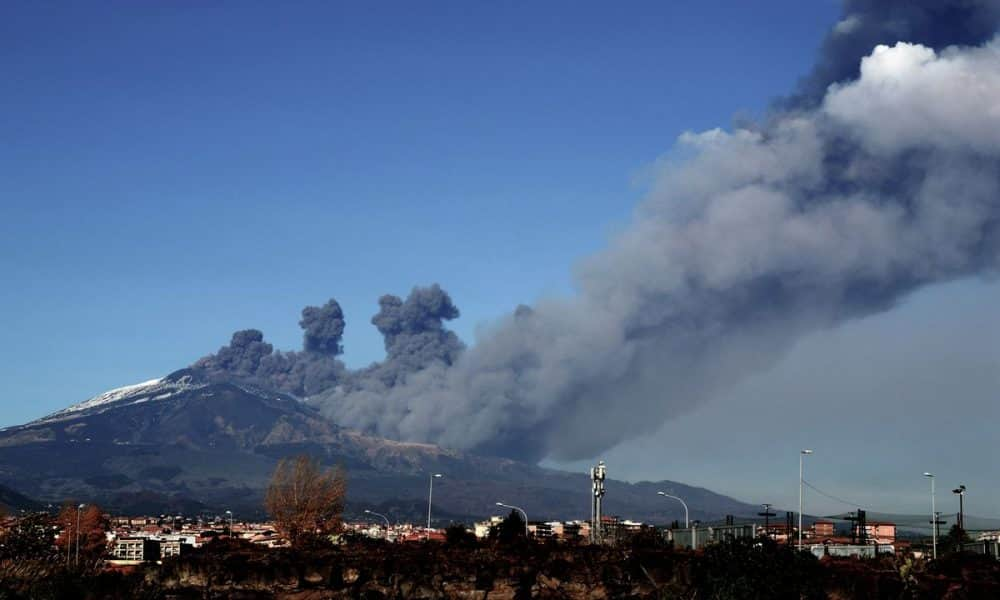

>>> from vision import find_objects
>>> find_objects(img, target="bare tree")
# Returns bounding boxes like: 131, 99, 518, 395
265, 455, 346, 545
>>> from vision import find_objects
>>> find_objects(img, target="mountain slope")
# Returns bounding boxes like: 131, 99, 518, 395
0, 370, 760, 522
0, 483, 41, 513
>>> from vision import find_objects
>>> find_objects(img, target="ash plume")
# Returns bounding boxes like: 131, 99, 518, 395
783, 0, 1000, 108
310, 2, 1000, 462
301, 300, 346, 355
370, 284, 464, 376
194, 300, 348, 396
193, 286, 464, 398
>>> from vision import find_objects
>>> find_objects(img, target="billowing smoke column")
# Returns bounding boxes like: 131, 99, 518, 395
194, 299, 348, 396
312, 0, 1000, 461
194, 286, 463, 398
301, 301, 346, 355
364, 284, 464, 385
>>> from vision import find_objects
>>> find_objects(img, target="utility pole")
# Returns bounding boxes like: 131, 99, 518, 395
930, 512, 946, 550
758, 504, 776, 539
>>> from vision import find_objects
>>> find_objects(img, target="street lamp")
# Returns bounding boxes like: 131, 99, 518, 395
924, 473, 936, 559
952, 485, 966, 533
364, 509, 391, 540
496, 502, 529, 537
799, 449, 813, 550
427, 473, 443, 538
225, 510, 233, 537
657, 491, 690, 528
75, 503, 85, 568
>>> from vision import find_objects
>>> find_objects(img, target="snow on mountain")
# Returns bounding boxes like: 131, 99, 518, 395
34, 375, 204, 424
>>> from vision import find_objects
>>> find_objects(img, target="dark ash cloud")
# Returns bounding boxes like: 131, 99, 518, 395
193, 300, 349, 397
300, 300, 346, 355
192, 286, 464, 398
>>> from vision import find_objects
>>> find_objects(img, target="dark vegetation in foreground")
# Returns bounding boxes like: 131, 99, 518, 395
3, 534, 1000, 600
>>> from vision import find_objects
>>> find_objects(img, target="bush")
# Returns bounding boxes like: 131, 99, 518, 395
445, 524, 477, 546
691, 536, 824, 600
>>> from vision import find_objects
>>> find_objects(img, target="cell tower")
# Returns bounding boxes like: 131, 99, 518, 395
590, 460, 606, 544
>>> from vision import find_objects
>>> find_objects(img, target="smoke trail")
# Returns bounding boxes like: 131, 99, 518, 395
315, 26, 1000, 460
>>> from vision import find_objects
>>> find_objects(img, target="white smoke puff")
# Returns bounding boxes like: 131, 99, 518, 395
824, 39, 1000, 154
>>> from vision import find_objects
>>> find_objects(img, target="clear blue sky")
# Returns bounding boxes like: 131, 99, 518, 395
1, 1, 838, 423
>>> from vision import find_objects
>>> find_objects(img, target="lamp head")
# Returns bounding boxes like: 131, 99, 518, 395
801, 449, 813, 455
433, 473, 443, 478
495, 502, 505, 507
657, 491, 666, 496
923, 472, 934, 478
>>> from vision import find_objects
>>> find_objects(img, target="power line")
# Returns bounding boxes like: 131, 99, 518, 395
802, 479, 1000, 530
801, 479, 872, 509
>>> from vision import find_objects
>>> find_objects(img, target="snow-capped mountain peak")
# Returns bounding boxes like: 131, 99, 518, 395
34, 373, 204, 424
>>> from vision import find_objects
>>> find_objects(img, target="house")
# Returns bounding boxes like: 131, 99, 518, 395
112, 537, 160, 562
863, 522, 896, 544
528, 522, 553, 538
813, 520, 835, 537
159, 538, 192, 558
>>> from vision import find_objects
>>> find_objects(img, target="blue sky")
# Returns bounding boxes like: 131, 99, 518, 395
6, 2, 998, 514
1, 1, 838, 420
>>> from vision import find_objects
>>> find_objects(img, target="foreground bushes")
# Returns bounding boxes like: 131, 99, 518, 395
3, 536, 1000, 599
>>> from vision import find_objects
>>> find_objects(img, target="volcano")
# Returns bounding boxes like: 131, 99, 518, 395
0, 369, 759, 522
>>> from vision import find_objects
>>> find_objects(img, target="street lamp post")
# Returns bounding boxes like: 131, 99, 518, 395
225, 510, 233, 537
66, 513, 72, 568
427, 473, 443, 538
799, 449, 813, 550
924, 473, 936, 559
656, 491, 689, 528
364, 509, 391, 540
496, 502, 529, 537
952, 485, 966, 533
75, 503, 84, 568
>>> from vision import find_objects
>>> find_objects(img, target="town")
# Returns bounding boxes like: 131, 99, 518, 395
5, 495, 997, 567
